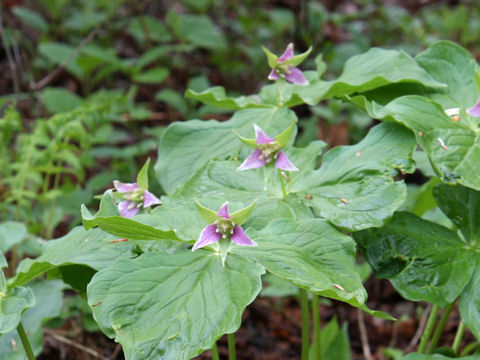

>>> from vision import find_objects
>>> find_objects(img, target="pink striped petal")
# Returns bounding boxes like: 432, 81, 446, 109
237, 149, 267, 171
284, 67, 308, 85
113, 181, 140, 193
278, 43, 294, 62
192, 224, 222, 250
118, 201, 140, 218
231, 225, 257, 246
217, 202, 230, 219
143, 190, 161, 208
275, 151, 298, 171
268, 69, 279, 80
254, 124, 274, 144
467, 96, 480, 117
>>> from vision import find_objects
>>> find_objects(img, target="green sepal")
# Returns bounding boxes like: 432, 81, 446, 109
262, 46, 278, 69
275, 122, 296, 148
195, 198, 220, 224
315, 53, 327, 77
137, 158, 150, 190
233, 130, 257, 148
282, 46, 312, 67
475, 66, 480, 93
230, 199, 257, 226
0, 253, 7, 269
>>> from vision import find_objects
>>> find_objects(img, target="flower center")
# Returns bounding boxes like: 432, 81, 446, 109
259, 143, 280, 163
216, 218, 235, 239
123, 188, 144, 203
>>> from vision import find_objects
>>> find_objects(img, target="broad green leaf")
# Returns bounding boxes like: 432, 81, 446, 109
354, 212, 476, 307
185, 87, 269, 110
403, 354, 480, 360
0, 286, 35, 334
64, 11, 107, 31
137, 158, 150, 190
40, 87, 83, 113
0, 221, 27, 253
87, 251, 264, 359
38, 42, 84, 78
9, 227, 137, 288
233, 218, 366, 307
0, 253, 6, 268
127, 16, 171, 43
459, 265, 480, 341
155, 107, 297, 194
231, 200, 257, 226
12, 7, 48, 32
292, 123, 416, 231
133, 67, 169, 84
354, 95, 480, 190
317, 317, 351, 360
433, 184, 480, 245
0, 280, 63, 359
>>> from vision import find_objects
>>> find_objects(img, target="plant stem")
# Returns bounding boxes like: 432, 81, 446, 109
17, 322, 35, 360
312, 294, 321, 359
278, 170, 287, 197
227, 333, 236, 360
211, 341, 220, 360
298, 288, 310, 360
452, 321, 466, 355
418, 304, 439, 353
427, 302, 455, 354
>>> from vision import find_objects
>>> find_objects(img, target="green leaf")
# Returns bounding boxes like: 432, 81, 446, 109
315, 54, 327, 78
194, 198, 219, 224
12, 7, 48, 32
185, 86, 269, 110
292, 123, 416, 231
402, 354, 480, 360
231, 199, 257, 225
38, 42, 84, 78
127, 16, 171, 43
0, 221, 27, 253
233, 218, 367, 308
40, 87, 83, 114
354, 95, 480, 190
0, 286, 35, 334
459, 265, 480, 341
155, 107, 297, 194
137, 158, 150, 190
275, 121, 296, 148
87, 251, 264, 359
433, 184, 480, 245
0, 280, 63, 358
64, 11, 107, 32
354, 212, 476, 307
133, 67, 169, 84
262, 46, 278, 68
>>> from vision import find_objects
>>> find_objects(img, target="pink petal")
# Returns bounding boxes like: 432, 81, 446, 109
192, 224, 222, 251
284, 67, 308, 85
113, 180, 140, 193
231, 225, 257, 246
275, 151, 298, 171
143, 190, 161, 208
237, 149, 267, 171
118, 201, 140, 218
278, 43, 294, 62
467, 96, 480, 117
217, 202, 230, 219
268, 69, 279, 80
253, 124, 274, 144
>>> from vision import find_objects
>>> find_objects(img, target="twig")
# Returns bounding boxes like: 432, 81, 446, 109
31, 28, 98, 91
0, 11, 20, 93
406, 303, 432, 353
357, 309, 373, 360
43, 328, 107, 360
109, 343, 122, 360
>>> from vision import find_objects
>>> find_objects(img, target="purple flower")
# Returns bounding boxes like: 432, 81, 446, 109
237, 124, 298, 172
263, 43, 312, 85
193, 201, 257, 251
467, 96, 480, 117
113, 180, 161, 218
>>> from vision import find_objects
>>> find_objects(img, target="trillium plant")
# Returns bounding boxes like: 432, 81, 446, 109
3, 40, 480, 360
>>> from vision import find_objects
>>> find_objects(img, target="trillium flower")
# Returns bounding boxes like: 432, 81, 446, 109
263, 43, 312, 85
193, 200, 257, 251
236, 123, 298, 172
467, 96, 480, 117
112, 158, 161, 218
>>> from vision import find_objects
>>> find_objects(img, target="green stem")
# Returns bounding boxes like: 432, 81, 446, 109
427, 302, 455, 354
278, 170, 288, 197
452, 322, 466, 355
312, 294, 321, 360
17, 322, 35, 360
299, 288, 310, 360
418, 304, 439, 353
460, 341, 478, 357
227, 333, 236, 360
211, 341, 220, 360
